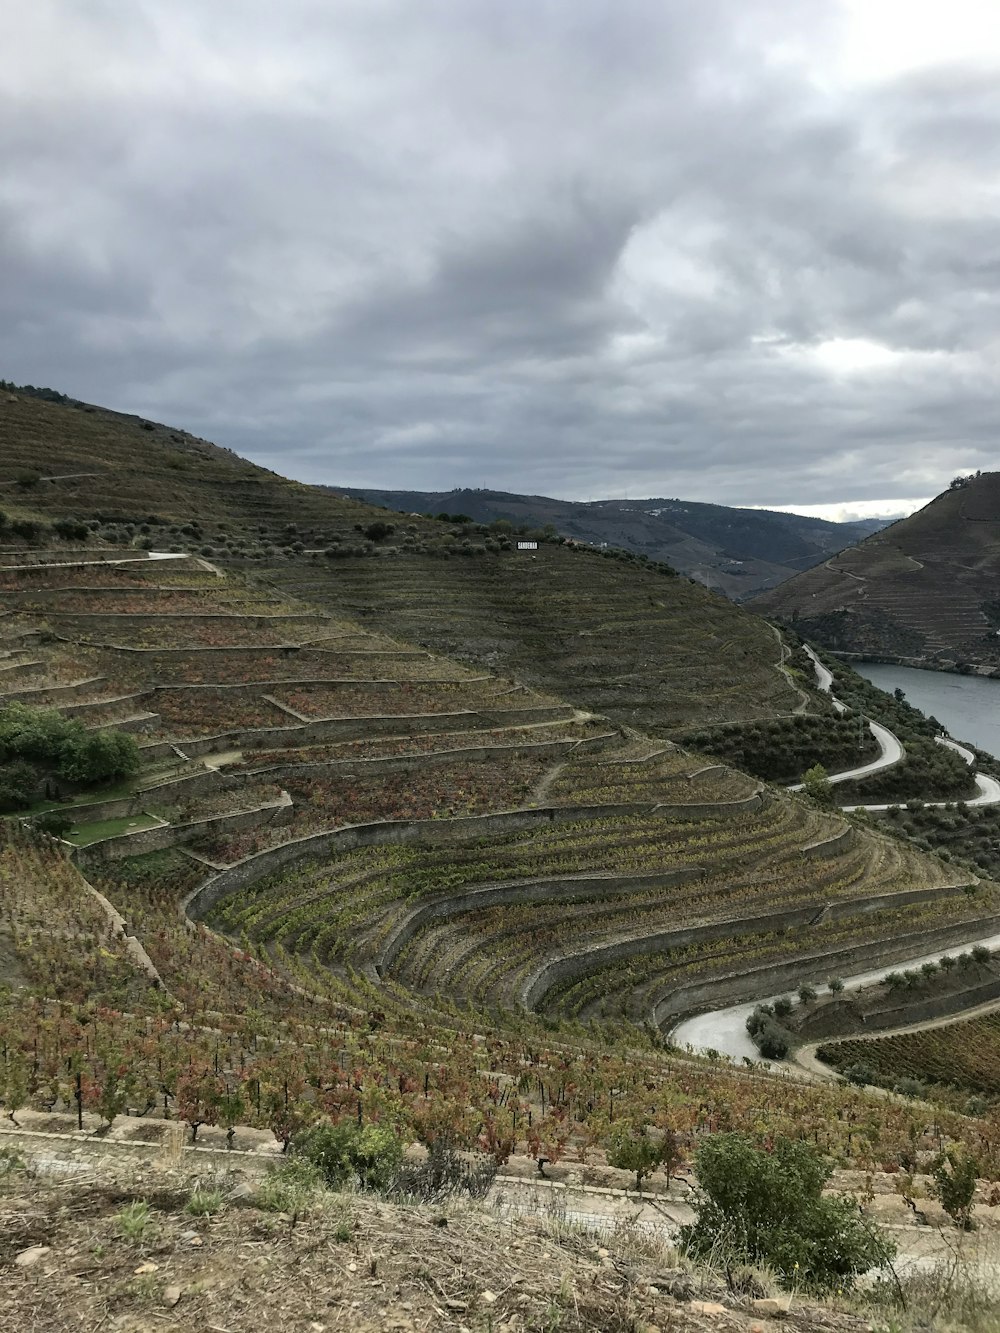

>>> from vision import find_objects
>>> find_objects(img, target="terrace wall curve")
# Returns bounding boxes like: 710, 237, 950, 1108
183, 791, 765, 924
653, 912, 1000, 1034
519, 878, 979, 1014
375, 866, 707, 974
139, 705, 581, 760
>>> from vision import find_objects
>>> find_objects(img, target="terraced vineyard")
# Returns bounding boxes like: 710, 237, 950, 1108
0, 389, 812, 732
818, 1015, 1000, 1098
261, 552, 800, 733
5, 388, 1000, 1180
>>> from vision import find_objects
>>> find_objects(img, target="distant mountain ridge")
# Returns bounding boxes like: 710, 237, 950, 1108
752, 471, 1000, 671
334, 485, 886, 599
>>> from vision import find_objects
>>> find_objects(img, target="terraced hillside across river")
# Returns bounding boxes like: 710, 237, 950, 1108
753, 470, 1000, 671
8, 533, 995, 1037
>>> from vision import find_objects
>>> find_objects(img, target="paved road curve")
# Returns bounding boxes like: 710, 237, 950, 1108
672, 642, 1000, 1057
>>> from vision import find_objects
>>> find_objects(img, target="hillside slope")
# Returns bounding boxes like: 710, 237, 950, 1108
2, 536, 992, 1150
752, 473, 1000, 671
0, 387, 802, 730
338, 484, 883, 599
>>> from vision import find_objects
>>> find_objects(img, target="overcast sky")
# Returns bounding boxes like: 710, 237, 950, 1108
3, 2, 999, 517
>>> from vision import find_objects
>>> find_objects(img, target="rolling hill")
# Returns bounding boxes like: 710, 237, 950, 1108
752, 471, 1000, 671
0, 386, 804, 731
335, 484, 886, 599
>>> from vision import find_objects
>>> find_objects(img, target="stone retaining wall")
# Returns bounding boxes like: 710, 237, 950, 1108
655, 913, 1000, 1035
49, 732, 616, 826
0, 549, 159, 567
48, 610, 333, 623
138, 704, 580, 760
73, 868, 164, 989
799, 976, 1000, 1041
236, 730, 616, 785
0, 659, 43, 681
183, 792, 763, 924
105, 712, 160, 734
67, 644, 432, 671
0, 675, 106, 702
73, 795, 292, 865
521, 880, 978, 1013
376, 867, 705, 973
56, 693, 146, 714
799, 825, 856, 860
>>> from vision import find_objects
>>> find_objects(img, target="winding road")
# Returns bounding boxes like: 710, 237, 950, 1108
672, 641, 1000, 1058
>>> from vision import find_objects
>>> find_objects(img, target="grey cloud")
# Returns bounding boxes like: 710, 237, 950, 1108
2, 1, 999, 509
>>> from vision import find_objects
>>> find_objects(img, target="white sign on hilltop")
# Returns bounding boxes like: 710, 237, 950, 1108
517, 541, 538, 551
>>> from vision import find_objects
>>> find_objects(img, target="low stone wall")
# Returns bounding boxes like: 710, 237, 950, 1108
0, 675, 106, 703
101, 712, 159, 734
73, 795, 292, 865
0, 548, 149, 567
654, 913, 1000, 1033
49, 610, 333, 623
55, 769, 229, 825
56, 692, 147, 718
0, 659, 43, 682
522, 880, 979, 1014
139, 704, 580, 760
142, 671, 468, 695
650, 792, 762, 819
57, 795, 146, 824
183, 793, 762, 924
799, 826, 856, 860
520, 903, 823, 1012
377, 867, 705, 973
74, 869, 164, 989
799, 975, 1000, 1041
69, 729, 615, 824
236, 731, 616, 786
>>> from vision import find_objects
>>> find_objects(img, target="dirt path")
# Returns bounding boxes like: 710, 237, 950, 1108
769, 623, 811, 713
529, 759, 567, 805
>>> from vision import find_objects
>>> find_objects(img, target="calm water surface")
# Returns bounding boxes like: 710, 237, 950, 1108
855, 662, 1000, 760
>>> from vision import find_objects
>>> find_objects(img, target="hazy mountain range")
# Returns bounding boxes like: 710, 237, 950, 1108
335, 486, 889, 600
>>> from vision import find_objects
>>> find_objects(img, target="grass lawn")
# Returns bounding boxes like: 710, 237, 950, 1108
64, 813, 164, 846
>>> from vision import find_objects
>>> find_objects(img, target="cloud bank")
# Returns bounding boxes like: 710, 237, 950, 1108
3, 1, 999, 507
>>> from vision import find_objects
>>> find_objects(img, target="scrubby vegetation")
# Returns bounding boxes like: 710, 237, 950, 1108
685, 712, 876, 784
883, 801, 1000, 878
680, 1134, 894, 1291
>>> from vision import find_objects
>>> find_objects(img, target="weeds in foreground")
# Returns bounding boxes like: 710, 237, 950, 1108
254, 1157, 325, 1218
114, 1199, 156, 1243
186, 1185, 225, 1216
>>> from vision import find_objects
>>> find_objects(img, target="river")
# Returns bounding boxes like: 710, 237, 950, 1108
854, 662, 1000, 761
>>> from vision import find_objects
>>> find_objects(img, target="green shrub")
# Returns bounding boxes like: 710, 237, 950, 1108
606, 1122, 669, 1190
255, 1157, 324, 1214
0, 759, 38, 811
292, 1119, 403, 1193
114, 1199, 156, 1242
802, 763, 833, 806
680, 1134, 894, 1291
186, 1185, 225, 1216
932, 1148, 978, 1230
33, 810, 74, 838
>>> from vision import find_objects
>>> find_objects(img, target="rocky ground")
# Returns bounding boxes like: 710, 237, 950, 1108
0, 1134, 888, 1333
